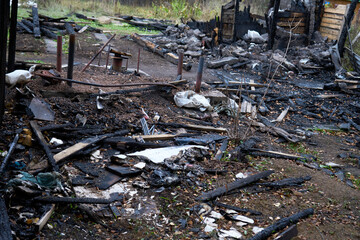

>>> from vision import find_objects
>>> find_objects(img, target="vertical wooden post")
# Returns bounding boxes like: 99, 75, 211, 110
233, 0, 240, 42
8, 0, 18, 73
338, 0, 358, 57
268, 0, 281, 50
0, 0, 10, 124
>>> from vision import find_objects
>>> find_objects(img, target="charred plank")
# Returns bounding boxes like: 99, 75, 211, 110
196, 170, 274, 201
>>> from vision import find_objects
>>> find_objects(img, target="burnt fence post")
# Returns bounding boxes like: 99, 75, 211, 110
0, 0, 11, 124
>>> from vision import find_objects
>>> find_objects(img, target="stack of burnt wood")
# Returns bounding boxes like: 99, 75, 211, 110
17, 6, 101, 39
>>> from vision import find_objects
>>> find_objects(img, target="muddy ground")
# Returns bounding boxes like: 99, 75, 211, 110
0, 31, 359, 240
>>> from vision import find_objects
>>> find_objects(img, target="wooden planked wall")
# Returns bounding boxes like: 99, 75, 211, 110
319, 4, 348, 40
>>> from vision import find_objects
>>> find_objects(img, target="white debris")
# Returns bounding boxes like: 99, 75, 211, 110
325, 162, 343, 168
225, 209, 238, 214
209, 211, 223, 219
90, 150, 102, 160
174, 90, 212, 112
6, 65, 36, 88
252, 226, 264, 234
133, 162, 146, 169
49, 138, 63, 146
233, 215, 254, 224
274, 202, 281, 207
127, 145, 208, 164
236, 221, 248, 227
219, 227, 243, 239
203, 217, 216, 225
204, 224, 217, 233
112, 154, 127, 160
235, 172, 248, 179
1, 151, 8, 157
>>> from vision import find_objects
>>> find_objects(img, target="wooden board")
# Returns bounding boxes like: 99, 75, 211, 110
278, 21, 305, 27
324, 5, 347, 15
321, 17, 343, 25
320, 22, 342, 30
320, 4, 348, 40
323, 12, 344, 20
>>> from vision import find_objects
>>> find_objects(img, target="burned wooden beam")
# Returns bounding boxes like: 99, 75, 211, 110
248, 208, 314, 240
17, 21, 32, 33
0, 196, 12, 240
31, 6, 41, 38
196, 170, 274, 201
33, 195, 123, 204
258, 176, 312, 188
40, 26, 57, 39
268, 0, 281, 50
213, 201, 262, 215
30, 121, 59, 172
64, 22, 75, 34
0, 133, 19, 174
8, 0, 18, 73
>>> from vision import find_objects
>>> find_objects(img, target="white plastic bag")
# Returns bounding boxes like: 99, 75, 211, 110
174, 90, 212, 112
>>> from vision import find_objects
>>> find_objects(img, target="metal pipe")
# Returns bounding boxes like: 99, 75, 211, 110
56, 35, 62, 72
137, 48, 141, 74
67, 34, 75, 86
8, 0, 18, 73
0, 0, 10, 124
195, 57, 204, 93
105, 45, 111, 73
177, 49, 184, 79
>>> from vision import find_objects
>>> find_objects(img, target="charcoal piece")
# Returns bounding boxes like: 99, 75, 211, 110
95, 170, 122, 190
106, 165, 142, 177
74, 162, 100, 177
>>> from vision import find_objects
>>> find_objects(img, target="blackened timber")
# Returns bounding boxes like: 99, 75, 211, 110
30, 121, 59, 171
32, 6, 41, 38
0, 0, 10, 123
196, 170, 274, 201
8, 0, 18, 72
248, 208, 314, 240
268, 0, 281, 50
258, 176, 312, 188
40, 26, 57, 39
33, 195, 123, 204
65, 22, 75, 34
338, 0, 358, 57
0, 197, 12, 240
213, 201, 262, 215
0, 134, 19, 174
214, 139, 229, 161
17, 21, 33, 33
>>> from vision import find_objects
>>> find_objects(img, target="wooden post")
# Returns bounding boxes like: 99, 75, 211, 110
338, 0, 358, 57
233, 0, 240, 42
7, 0, 18, 73
32, 6, 41, 38
314, 0, 325, 31
0, 0, 10, 124
268, 0, 281, 50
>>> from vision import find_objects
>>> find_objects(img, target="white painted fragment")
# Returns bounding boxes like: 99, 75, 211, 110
134, 162, 146, 169
252, 226, 264, 234
209, 211, 223, 219
127, 145, 208, 164
233, 215, 254, 224
219, 227, 243, 239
